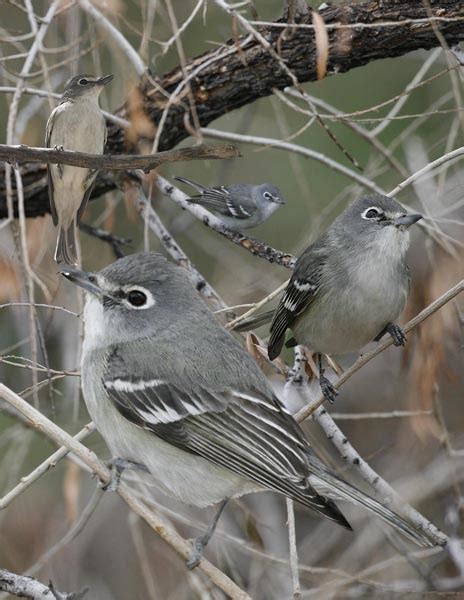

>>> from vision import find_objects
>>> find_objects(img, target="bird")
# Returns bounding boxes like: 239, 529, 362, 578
60, 252, 437, 568
174, 175, 285, 230
46, 73, 114, 265
235, 195, 423, 403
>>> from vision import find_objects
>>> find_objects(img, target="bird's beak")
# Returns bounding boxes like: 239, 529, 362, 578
59, 265, 103, 297
272, 195, 286, 205
96, 74, 114, 86
392, 213, 423, 228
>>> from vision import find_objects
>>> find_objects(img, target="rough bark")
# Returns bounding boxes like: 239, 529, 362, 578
1, 0, 463, 218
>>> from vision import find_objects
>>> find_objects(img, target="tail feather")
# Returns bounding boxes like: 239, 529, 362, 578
54, 223, 78, 265
232, 309, 274, 332
309, 467, 443, 548
173, 175, 205, 194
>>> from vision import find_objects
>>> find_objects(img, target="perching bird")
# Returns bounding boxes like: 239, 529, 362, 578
46, 74, 113, 265
235, 195, 422, 403
174, 176, 285, 230
61, 252, 436, 568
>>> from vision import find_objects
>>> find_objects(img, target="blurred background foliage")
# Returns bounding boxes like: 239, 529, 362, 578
0, 1, 463, 598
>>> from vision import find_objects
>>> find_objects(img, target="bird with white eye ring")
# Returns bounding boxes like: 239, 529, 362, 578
174, 176, 286, 230
233, 194, 423, 404
60, 253, 441, 570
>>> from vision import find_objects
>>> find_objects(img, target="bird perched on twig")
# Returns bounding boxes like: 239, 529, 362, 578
174, 175, 285, 230
61, 252, 437, 569
46, 74, 113, 265
234, 195, 423, 403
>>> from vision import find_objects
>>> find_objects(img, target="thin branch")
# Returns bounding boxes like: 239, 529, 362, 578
389, 146, 464, 196
0, 383, 252, 600
200, 128, 386, 195
0, 143, 240, 172
286, 498, 301, 598
0, 423, 95, 511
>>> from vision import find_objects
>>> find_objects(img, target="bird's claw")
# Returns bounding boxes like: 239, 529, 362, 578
186, 535, 207, 570
320, 376, 338, 404
53, 144, 64, 152
386, 323, 406, 347
100, 457, 148, 492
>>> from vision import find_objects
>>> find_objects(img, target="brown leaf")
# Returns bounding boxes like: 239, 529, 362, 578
312, 11, 329, 81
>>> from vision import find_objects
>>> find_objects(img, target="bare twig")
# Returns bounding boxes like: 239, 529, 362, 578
0, 423, 95, 511
0, 568, 87, 600
0, 143, 240, 172
286, 498, 301, 598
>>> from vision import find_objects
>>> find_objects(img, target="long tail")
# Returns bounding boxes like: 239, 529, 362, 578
232, 309, 274, 332
173, 175, 206, 194
54, 223, 78, 265
308, 465, 444, 548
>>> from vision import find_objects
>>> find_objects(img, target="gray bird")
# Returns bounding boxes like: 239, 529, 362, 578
174, 176, 285, 229
61, 252, 436, 568
235, 195, 422, 402
46, 74, 114, 265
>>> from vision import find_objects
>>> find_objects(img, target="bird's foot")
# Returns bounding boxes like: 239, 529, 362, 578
320, 375, 338, 404
186, 534, 209, 570
186, 499, 228, 569
386, 323, 406, 347
101, 457, 149, 492
53, 144, 64, 152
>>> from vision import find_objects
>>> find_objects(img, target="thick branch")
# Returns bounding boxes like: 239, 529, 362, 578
0, 569, 87, 600
1, 0, 463, 217
0, 143, 240, 172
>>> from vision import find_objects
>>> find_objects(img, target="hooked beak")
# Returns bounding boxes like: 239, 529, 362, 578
272, 195, 286, 205
59, 265, 103, 297
96, 74, 114, 86
392, 213, 423, 228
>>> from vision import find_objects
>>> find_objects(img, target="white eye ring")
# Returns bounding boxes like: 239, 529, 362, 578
263, 191, 272, 200
361, 206, 382, 220
78, 78, 89, 85
122, 286, 155, 310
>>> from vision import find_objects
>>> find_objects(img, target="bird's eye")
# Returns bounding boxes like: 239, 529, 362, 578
78, 78, 89, 86
263, 192, 272, 200
362, 207, 383, 220
127, 290, 147, 307
88, 275, 96, 283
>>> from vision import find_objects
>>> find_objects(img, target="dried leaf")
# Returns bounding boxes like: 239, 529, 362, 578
312, 11, 329, 81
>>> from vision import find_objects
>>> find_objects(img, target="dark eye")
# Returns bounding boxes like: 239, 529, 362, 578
78, 78, 89, 85
88, 275, 96, 283
362, 207, 383, 220
263, 192, 272, 200
127, 290, 147, 307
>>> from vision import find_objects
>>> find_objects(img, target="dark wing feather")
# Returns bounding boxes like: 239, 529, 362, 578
268, 240, 328, 360
103, 373, 346, 521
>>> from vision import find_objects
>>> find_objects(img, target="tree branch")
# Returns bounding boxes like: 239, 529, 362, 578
0, 143, 240, 172
0, 568, 87, 600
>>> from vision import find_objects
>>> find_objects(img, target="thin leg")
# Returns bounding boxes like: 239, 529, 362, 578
317, 353, 338, 404
102, 457, 149, 492
186, 499, 228, 570
374, 322, 406, 347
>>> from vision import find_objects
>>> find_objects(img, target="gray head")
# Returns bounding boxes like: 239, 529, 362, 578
61, 253, 204, 347
61, 73, 114, 101
330, 194, 422, 256
252, 183, 285, 206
